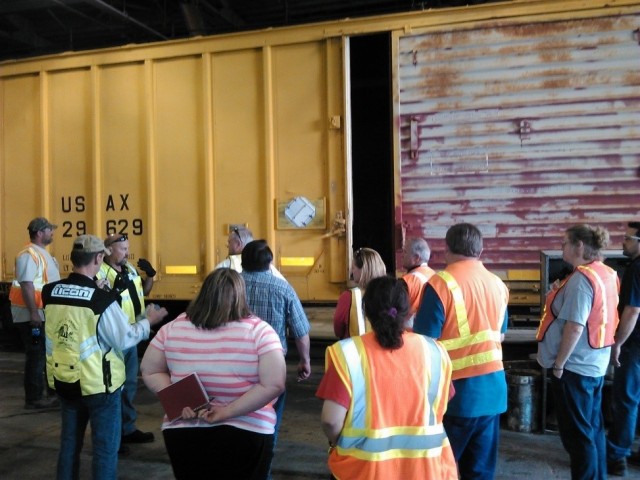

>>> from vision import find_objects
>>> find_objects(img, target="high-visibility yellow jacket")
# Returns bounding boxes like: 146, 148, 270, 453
43, 274, 125, 398
326, 332, 457, 480
429, 259, 508, 380
537, 261, 619, 348
96, 262, 144, 324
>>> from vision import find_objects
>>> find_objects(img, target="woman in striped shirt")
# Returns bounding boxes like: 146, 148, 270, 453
141, 268, 286, 480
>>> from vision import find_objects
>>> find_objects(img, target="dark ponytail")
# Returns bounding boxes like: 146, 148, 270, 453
363, 276, 409, 350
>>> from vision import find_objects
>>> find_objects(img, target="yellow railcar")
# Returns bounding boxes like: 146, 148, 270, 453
1, 0, 639, 306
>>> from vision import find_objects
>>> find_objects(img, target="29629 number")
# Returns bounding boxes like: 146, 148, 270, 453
61, 219, 143, 237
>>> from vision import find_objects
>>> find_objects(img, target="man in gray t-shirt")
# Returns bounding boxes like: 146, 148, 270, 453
9, 217, 61, 409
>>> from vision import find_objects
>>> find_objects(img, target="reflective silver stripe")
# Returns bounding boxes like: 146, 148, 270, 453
405, 313, 415, 329
79, 336, 101, 361
422, 336, 442, 425
340, 338, 367, 429
353, 288, 365, 336
339, 427, 448, 453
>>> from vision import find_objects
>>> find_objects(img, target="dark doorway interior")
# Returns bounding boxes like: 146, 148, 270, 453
349, 33, 395, 272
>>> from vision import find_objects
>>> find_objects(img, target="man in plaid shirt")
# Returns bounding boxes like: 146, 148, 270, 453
241, 240, 311, 452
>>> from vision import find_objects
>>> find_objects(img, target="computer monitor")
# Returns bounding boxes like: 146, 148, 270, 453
539, 250, 629, 311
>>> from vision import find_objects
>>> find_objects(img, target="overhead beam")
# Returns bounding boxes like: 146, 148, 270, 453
56, 0, 168, 40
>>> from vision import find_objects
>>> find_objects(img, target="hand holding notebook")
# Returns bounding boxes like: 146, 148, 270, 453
157, 373, 210, 422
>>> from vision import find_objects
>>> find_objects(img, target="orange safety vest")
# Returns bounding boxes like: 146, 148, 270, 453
326, 332, 457, 480
536, 261, 619, 348
347, 287, 371, 337
430, 260, 508, 381
402, 264, 436, 330
9, 245, 50, 309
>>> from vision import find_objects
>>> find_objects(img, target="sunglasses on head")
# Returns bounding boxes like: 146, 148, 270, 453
105, 234, 128, 247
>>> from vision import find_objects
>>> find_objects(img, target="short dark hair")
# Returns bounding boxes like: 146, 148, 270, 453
446, 223, 483, 258
629, 222, 640, 237
187, 269, 252, 330
70, 250, 101, 267
241, 240, 273, 272
363, 276, 408, 350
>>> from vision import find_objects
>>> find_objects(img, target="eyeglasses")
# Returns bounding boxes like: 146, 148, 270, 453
624, 235, 640, 241
232, 227, 242, 240
105, 234, 128, 247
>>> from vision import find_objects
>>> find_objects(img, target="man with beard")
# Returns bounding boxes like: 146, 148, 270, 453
607, 222, 640, 477
10, 217, 61, 409
96, 233, 166, 450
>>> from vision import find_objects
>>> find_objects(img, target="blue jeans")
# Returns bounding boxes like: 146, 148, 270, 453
551, 370, 606, 480
121, 346, 138, 435
266, 390, 287, 480
16, 321, 46, 403
57, 390, 122, 480
272, 390, 286, 449
443, 413, 500, 480
607, 340, 640, 461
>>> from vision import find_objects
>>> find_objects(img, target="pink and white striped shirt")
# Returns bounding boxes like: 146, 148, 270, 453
149, 313, 283, 434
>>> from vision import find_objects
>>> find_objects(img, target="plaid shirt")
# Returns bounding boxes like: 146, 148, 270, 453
241, 270, 310, 353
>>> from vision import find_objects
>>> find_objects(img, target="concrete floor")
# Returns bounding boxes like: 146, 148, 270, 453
1, 348, 639, 479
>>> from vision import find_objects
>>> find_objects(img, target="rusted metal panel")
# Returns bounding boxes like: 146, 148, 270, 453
397, 14, 640, 277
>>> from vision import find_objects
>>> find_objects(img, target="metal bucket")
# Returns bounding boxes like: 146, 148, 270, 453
505, 363, 541, 433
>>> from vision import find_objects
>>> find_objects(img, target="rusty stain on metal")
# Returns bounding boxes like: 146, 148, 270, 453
397, 13, 640, 275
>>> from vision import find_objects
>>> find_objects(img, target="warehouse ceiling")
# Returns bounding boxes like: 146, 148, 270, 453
0, 0, 492, 62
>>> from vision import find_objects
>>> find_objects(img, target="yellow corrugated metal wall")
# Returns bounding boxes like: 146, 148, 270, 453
0, 38, 347, 301
2, 0, 639, 301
